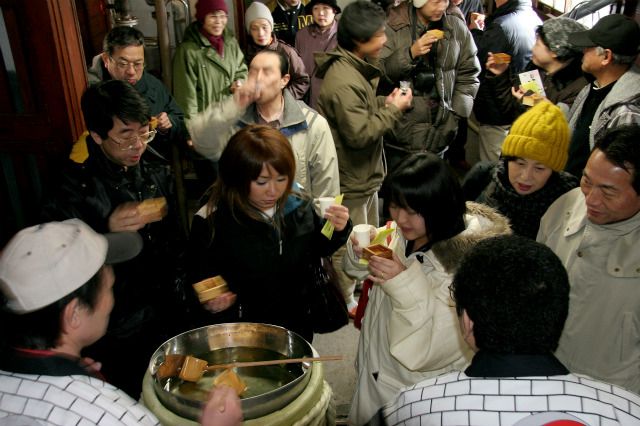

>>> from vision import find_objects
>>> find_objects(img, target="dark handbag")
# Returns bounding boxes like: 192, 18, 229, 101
307, 256, 349, 333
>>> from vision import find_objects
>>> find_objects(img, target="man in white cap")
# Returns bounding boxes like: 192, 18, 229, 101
0, 220, 243, 426
0, 219, 160, 424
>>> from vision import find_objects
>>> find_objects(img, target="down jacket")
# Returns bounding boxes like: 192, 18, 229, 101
344, 202, 511, 425
173, 23, 248, 119
315, 46, 403, 200
380, 3, 480, 153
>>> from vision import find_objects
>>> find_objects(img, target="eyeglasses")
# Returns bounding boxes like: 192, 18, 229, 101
108, 129, 157, 151
206, 13, 228, 21
110, 56, 145, 71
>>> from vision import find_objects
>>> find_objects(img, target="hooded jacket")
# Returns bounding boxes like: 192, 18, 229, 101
343, 202, 511, 424
380, 3, 480, 153
315, 46, 403, 200
472, 0, 541, 125
173, 23, 248, 120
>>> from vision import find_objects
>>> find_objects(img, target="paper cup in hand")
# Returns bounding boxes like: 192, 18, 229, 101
319, 197, 334, 216
353, 224, 371, 247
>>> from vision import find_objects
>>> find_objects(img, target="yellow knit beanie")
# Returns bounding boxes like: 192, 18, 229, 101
501, 101, 570, 172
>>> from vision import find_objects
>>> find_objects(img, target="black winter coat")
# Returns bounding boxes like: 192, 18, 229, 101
472, 0, 541, 125
188, 195, 351, 341
40, 140, 188, 396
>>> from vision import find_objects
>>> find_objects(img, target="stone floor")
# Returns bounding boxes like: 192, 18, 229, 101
312, 319, 360, 424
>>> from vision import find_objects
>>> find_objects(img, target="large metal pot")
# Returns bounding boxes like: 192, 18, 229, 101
148, 323, 314, 421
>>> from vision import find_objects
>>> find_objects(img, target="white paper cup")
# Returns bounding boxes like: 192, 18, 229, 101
353, 224, 371, 247
318, 197, 335, 216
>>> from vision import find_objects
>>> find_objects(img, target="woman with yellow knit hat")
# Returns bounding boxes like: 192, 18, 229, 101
463, 101, 578, 238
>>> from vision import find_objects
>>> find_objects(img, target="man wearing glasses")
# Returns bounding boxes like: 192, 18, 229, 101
83, 25, 187, 162
42, 80, 189, 400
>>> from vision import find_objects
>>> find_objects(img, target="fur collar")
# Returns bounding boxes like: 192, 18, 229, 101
431, 202, 511, 273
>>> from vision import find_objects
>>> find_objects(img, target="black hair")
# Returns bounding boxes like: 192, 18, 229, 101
450, 235, 570, 354
0, 268, 105, 350
103, 26, 145, 56
385, 152, 466, 245
254, 49, 290, 78
81, 80, 150, 140
337, 0, 386, 51
594, 125, 640, 194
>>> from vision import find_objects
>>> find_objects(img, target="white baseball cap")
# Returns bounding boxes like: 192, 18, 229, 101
0, 219, 143, 314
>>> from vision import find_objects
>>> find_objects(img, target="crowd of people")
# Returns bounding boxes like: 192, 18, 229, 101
1, 0, 639, 425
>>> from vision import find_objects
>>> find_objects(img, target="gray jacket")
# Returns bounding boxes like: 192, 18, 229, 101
568, 64, 640, 148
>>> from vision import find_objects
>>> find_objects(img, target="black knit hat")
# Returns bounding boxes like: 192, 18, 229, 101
568, 14, 640, 56
305, 0, 341, 14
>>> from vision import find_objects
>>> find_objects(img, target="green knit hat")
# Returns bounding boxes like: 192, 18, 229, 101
501, 101, 569, 172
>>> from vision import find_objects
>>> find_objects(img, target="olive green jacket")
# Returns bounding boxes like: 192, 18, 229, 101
173, 23, 248, 119
316, 46, 402, 200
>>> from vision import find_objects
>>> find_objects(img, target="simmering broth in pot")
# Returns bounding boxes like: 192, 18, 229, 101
161, 347, 303, 401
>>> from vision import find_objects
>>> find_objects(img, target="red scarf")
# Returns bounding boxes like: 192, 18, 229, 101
200, 27, 224, 57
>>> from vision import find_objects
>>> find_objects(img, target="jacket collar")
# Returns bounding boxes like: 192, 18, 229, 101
465, 351, 570, 377
239, 90, 309, 135
314, 45, 383, 80
1, 347, 97, 378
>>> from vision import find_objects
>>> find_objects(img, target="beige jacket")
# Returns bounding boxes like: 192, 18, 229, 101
537, 187, 640, 393
344, 202, 511, 425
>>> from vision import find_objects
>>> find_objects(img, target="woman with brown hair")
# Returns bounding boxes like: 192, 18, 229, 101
187, 125, 351, 341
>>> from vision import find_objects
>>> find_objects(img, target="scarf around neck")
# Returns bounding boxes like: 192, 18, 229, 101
200, 26, 224, 57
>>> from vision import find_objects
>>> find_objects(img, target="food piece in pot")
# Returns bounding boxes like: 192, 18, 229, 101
362, 244, 393, 261
137, 197, 168, 223
179, 356, 209, 382
426, 29, 444, 40
492, 53, 512, 65
157, 354, 186, 379
214, 368, 247, 396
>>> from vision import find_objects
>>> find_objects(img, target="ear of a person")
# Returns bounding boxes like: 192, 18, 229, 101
100, 52, 110, 66
62, 298, 83, 332
461, 309, 478, 351
281, 74, 291, 89
89, 131, 104, 145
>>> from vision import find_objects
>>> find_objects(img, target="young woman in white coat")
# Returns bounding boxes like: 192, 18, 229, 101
344, 152, 511, 424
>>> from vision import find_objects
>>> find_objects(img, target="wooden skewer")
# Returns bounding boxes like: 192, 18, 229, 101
204, 355, 343, 371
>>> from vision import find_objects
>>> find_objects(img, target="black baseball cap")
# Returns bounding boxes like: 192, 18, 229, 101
568, 14, 640, 56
